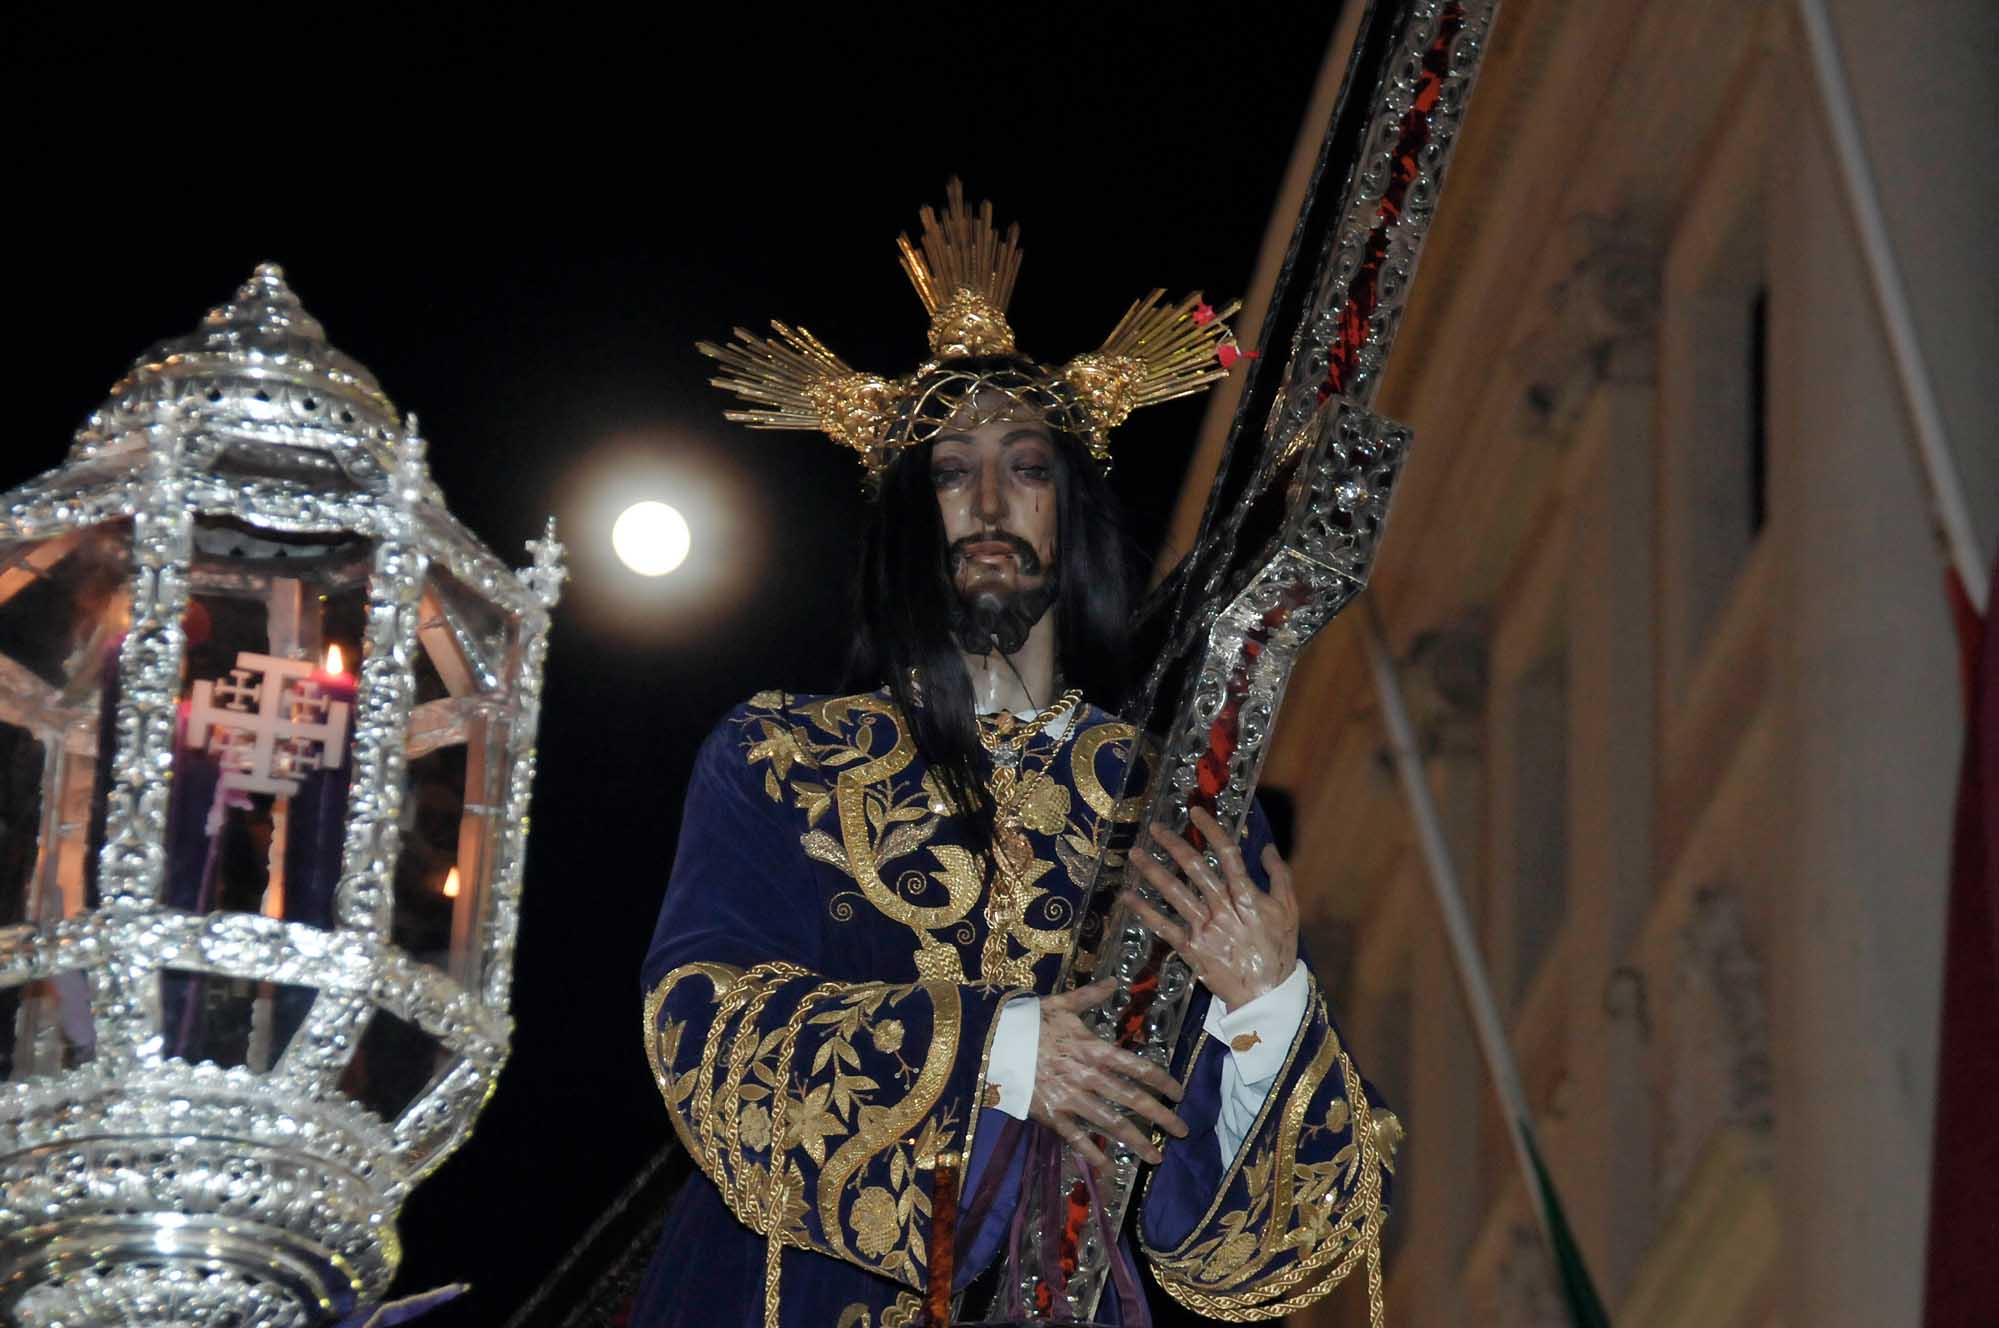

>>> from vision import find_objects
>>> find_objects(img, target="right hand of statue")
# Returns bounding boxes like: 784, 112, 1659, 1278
1029, 978, 1189, 1170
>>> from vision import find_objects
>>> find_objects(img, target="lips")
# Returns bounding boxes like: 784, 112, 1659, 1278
948, 530, 1044, 577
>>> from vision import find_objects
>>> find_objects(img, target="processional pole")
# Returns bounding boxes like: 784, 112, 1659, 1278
990, 2, 1613, 1322
1359, 605, 1609, 1326
1795, 0, 1988, 613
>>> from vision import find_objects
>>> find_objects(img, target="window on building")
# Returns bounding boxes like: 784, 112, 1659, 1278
1658, 93, 1771, 698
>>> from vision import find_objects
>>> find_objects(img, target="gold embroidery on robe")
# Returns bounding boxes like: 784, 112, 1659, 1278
835, 1291, 923, 1328
647, 962, 969, 1289
1138, 977, 1397, 1321
734, 691, 1141, 988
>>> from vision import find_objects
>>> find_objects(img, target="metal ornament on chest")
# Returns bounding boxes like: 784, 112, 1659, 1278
0, 265, 562, 1326
975, 691, 1080, 987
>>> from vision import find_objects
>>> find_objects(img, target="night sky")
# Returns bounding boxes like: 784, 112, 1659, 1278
5, 12, 1344, 1319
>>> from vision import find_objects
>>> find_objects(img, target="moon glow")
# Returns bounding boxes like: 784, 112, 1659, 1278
612, 501, 692, 576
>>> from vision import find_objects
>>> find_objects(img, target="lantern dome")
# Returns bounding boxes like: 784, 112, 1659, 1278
57, 264, 440, 518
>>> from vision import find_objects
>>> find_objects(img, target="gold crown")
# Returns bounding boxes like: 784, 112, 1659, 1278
697, 179, 1243, 481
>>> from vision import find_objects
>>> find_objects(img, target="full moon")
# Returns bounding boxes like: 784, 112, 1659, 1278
612, 501, 692, 576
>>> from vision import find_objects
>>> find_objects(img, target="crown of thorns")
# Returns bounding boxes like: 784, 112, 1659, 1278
697, 179, 1244, 483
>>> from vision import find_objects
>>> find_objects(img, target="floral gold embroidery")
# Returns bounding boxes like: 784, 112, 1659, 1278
835, 1291, 923, 1328
818, 979, 962, 1282
851, 1186, 901, 1258
747, 725, 808, 783
740, 1102, 773, 1151
645, 962, 969, 1297
738, 692, 1143, 989
1018, 778, 1071, 835
1370, 1110, 1403, 1172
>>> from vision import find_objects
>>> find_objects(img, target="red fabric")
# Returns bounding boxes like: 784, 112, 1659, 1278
1947, 568, 1982, 712
1923, 559, 1999, 1327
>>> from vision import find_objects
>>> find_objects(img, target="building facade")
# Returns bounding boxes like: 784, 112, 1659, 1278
1166, 1, 1998, 1323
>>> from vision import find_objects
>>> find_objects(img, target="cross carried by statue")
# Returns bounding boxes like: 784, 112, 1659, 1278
1003, 3, 1504, 1320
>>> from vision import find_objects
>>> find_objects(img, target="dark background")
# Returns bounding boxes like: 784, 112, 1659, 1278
3, 10, 1343, 1320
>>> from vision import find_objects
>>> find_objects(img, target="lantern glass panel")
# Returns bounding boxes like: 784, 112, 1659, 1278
0, 720, 43, 928
389, 566, 520, 987
166, 519, 374, 931
411, 642, 452, 706
0, 719, 75, 1076
0, 970, 95, 1082
0, 523, 134, 692
0, 522, 132, 923
159, 970, 319, 1072
337, 1009, 453, 1123
393, 741, 470, 969
418, 563, 516, 699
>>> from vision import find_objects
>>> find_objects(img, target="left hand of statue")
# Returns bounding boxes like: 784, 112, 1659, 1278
1123, 806, 1299, 1009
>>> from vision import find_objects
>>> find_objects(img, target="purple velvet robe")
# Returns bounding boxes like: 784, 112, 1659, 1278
635, 691, 1398, 1326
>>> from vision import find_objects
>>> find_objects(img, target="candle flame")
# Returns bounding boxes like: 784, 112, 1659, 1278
443, 866, 461, 899
324, 643, 346, 675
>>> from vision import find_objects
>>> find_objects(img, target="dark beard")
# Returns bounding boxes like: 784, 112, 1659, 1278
948, 578, 1060, 655
945, 531, 1058, 656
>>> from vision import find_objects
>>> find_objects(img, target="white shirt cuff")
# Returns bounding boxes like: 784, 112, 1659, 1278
986, 995, 1040, 1119
1203, 963, 1310, 1084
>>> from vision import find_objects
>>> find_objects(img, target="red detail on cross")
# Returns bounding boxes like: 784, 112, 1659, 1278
1190, 593, 1308, 853
1045, 1177, 1095, 1314
1322, 3, 1466, 403
1118, 971, 1162, 1046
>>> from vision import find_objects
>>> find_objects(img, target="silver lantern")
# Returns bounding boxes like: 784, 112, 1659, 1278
0, 265, 564, 1325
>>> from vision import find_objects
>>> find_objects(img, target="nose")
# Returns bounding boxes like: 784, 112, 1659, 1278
973, 455, 1005, 525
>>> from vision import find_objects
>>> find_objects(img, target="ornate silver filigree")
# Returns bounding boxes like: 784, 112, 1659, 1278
0, 264, 562, 1324
1267, 0, 1498, 432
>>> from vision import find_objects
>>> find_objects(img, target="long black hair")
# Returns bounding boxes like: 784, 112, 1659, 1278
848, 402, 1141, 848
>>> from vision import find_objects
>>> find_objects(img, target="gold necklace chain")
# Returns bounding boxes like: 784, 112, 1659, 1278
975, 690, 1083, 986
976, 687, 1084, 759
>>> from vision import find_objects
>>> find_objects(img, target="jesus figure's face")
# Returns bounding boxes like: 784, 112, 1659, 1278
928, 414, 1060, 613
